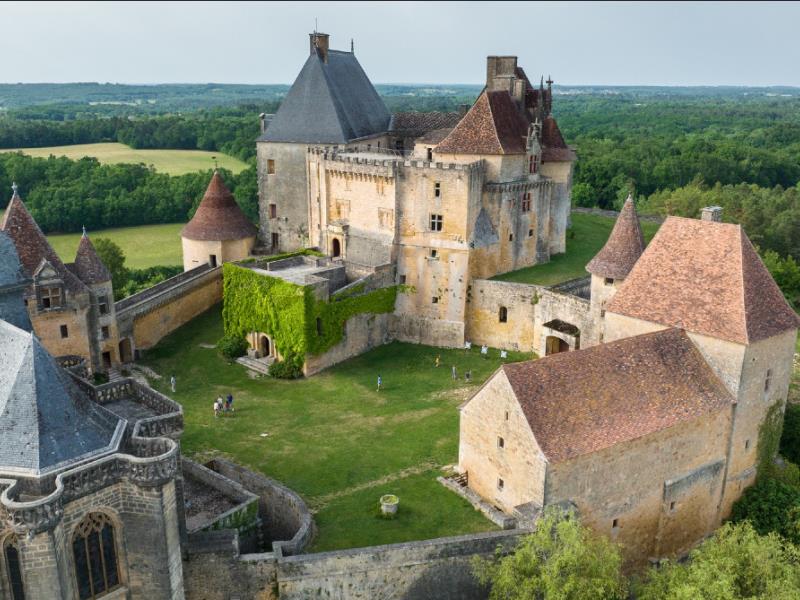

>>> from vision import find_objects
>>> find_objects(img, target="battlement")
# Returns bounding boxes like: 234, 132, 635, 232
308, 146, 482, 174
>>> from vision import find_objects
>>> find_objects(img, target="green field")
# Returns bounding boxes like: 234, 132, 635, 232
492, 212, 661, 286
140, 306, 532, 552
0, 142, 248, 176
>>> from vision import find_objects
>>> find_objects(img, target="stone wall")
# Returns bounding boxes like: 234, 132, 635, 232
305, 312, 392, 376
258, 141, 310, 252
465, 279, 542, 352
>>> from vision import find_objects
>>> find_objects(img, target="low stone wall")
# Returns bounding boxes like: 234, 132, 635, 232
572, 206, 664, 224
465, 279, 545, 352
534, 287, 595, 352
276, 529, 527, 600
304, 312, 392, 376
390, 313, 465, 348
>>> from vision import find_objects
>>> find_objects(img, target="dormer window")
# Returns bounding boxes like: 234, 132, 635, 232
40, 286, 63, 309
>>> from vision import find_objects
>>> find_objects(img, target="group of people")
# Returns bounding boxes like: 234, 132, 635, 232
434, 355, 472, 383
213, 393, 235, 417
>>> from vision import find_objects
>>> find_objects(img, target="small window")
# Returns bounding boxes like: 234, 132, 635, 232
269, 204, 277, 219
600, 309, 606, 318
101, 326, 110, 340
504, 411, 509, 421
271, 232, 280, 248
367, 144, 371, 151
316, 317, 323, 336
426, 148, 433, 161
528, 229, 534, 237
497, 478, 504, 490
267, 159, 275, 174
4, 535, 24, 600
98, 295, 109, 315
497, 436, 505, 449
432, 296, 439, 304
529, 155, 538, 174
508, 233, 514, 242
765, 369, 772, 393
612, 518, 619, 529
430, 214, 443, 232
60, 324, 69, 339
429, 249, 438, 259
399, 275, 407, 285
669, 501, 676, 512
41, 286, 62, 309
521, 192, 531, 212
209, 255, 218, 268
745, 439, 751, 450
434, 182, 441, 198
499, 306, 508, 323
604, 277, 614, 286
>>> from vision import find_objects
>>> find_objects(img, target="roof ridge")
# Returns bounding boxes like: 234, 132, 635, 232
737, 225, 748, 344
484, 91, 504, 153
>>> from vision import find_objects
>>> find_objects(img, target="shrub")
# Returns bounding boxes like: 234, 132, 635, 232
781, 404, 800, 465
92, 372, 109, 385
730, 477, 800, 544
216, 334, 248, 360
268, 360, 303, 379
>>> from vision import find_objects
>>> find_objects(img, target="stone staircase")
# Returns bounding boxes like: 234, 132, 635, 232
235, 355, 274, 375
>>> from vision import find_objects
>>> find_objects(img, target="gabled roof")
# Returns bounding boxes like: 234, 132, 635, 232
541, 116, 576, 162
182, 172, 258, 242
73, 232, 112, 285
0, 320, 122, 477
607, 217, 800, 344
260, 49, 391, 144
389, 111, 463, 136
586, 195, 645, 280
0, 191, 87, 294
501, 328, 734, 463
436, 91, 529, 155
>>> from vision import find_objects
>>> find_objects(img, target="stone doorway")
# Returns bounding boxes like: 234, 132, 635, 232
545, 336, 570, 356
332, 238, 341, 258
102, 351, 113, 369
260, 335, 272, 358
118, 338, 133, 363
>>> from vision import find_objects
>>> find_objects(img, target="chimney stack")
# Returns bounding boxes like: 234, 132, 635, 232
309, 32, 330, 63
700, 206, 723, 223
486, 56, 518, 91
259, 113, 267, 134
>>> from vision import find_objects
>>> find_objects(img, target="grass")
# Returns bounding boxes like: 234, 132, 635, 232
0, 142, 248, 176
492, 212, 661, 286
140, 305, 533, 552
46, 222, 184, 270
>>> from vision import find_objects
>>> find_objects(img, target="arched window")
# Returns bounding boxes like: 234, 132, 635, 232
3, 535, 25, 600
499, 306, 508, 323
72, 513, 120, 600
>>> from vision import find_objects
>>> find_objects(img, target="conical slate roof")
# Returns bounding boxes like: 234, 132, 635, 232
0, 229, 27, 289
0, 320, 122, 476
0, 230, 33, 332
181, 172, 258, 242
586, 195, 645, 280
73, 232, 112, 285
1, 190, 88, 294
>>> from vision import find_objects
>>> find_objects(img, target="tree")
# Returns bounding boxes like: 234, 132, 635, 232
472, 507, 627, 600
730, 477, 800, 544
92, 237, 129, 297
635, 521, 800, 599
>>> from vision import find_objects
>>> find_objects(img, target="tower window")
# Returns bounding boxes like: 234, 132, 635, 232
497, 436, 505, 449
508, 233, 514, 242
521, 193, 531, 212
765, 369, 772, 393
101, 326, 110, 340
40, 286, 62, 309
529, 155, 538, 174
497, 478, 504, 490
98, 295, 109, 315
499, 306, 508, 323
4, 535, 24, 600
612, 518, 619, 529
269, 204, 277, 219
604, 278, 614, 286
669, 501, 676, 512
430, 214, 443, 231
60, 324, 69, 339
267, 159, 275, 174
434, 182, 441, 198
528, 229, 534, 237
399, 274, 406, 285
73, 513, 121, 600
745, 439, 751, 450
426, 148, 433, 161
429, 249, 438, 259
505, 411, 509, 421
432, 296, 439, 304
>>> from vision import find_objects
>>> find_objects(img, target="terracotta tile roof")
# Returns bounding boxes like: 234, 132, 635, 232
586, 195, 645, 279
389, 112, 463, 135
502, 328, 734, 463
0, 192, 87, 294
181, 172, 258, 242
541, 116, 576, 162
436, 91, 529, 155
416, 127, 454, 145
73, 233, 111, 285
608, 217, 800, 344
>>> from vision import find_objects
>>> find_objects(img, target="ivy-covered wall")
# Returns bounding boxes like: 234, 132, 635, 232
223, 262, 397, 368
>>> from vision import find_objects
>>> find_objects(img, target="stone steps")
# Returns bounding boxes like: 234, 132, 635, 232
235, 355, 273, 375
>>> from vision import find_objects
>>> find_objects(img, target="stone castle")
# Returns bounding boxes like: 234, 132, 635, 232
1, 30, 799, 599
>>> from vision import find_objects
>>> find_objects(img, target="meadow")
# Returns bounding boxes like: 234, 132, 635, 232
0, 142, 248, 176
140, 307, 531, 552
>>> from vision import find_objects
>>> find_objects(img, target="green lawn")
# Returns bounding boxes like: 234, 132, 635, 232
47, 222, 184, 270
0, 142, 248, 176
492, 212, 661, 286
141, 306, 533, 552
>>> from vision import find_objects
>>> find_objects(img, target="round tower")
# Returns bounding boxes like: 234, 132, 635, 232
181, 171, 258, 271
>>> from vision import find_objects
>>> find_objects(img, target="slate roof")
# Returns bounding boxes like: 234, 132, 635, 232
0, 191, 88, 294
0, 230, 33, 332
389, 112, 463, 136
501, 328, 734, 463
607, 217, 800, 344
182, 172, 258, 242
0, 230, 27, 290
437, 91, 529, 155
586, 195, 646, 280
0, 320, 122, 477
259, 49, 391, 144
73, 233, 112, 285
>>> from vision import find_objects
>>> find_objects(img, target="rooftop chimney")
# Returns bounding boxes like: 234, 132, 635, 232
486, 56, 518, 91
309, 32, 330, 63
700, 206, 723, 223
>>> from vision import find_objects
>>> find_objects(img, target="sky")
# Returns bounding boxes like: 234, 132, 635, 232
2, 1, 800, 86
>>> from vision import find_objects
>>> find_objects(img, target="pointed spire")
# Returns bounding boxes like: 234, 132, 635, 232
586, 195, 645, 280
11, 181, 19, 198
351, 38, 354, 53
74, 231, 111, 285
82, 225, 87, 237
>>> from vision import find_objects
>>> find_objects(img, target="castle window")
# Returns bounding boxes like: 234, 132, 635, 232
612, 518, 619, 529
367, 144, 372, 151
600, 309, 606, 318
745, 439, 751, 450
4, 535, 25, 600
98, 295, 109, 315
669, 501, 676, 512
432, 296, 439, 304
434, 182, 441, 198
40, 286, 62, 309
399, 275, 406, 285
430, 214, 443, 231
765, 369, 772, 393
209, 255, 218, 268
269, 204, 277, 219
509, 233, 514, 242
528, 229, 534, 237
267, 159, 275, 175
499, 306, 508, 323
429, 249, 438, 259
316, 318, 323, 336
505, 411, 509, 421
497, 436, 505, 449
497, 478, 504, 490
427, 148, 433, 161
101, 326, 110, 340
604, 278, 614, 286
529, 155, 538, 174
521, 193, 531, 212
271, 233, 280, 249
60, 324, 69, 339
72, 513, 121, 600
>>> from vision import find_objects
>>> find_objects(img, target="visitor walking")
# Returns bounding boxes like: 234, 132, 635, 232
377, 375, 382, 391
214, 397, 222, 418
465, 369, 472, 383
480, 345, 488, 358
500, 350, 508, 359
170, 375, 176, 393
226, 393, 234, 413
452, 365, 457, 380
435, 355, 440, 368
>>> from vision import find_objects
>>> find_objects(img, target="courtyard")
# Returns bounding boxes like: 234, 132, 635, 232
140, 307, 532, 552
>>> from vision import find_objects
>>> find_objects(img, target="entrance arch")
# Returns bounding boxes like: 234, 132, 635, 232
545, 336, 570, 356
118, 338, 133, 363
332, 238, 341, 258
260, 335, 271, 358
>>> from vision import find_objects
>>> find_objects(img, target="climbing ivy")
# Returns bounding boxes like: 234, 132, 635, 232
758, 401, 787, 476
222, 262, 398, 370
